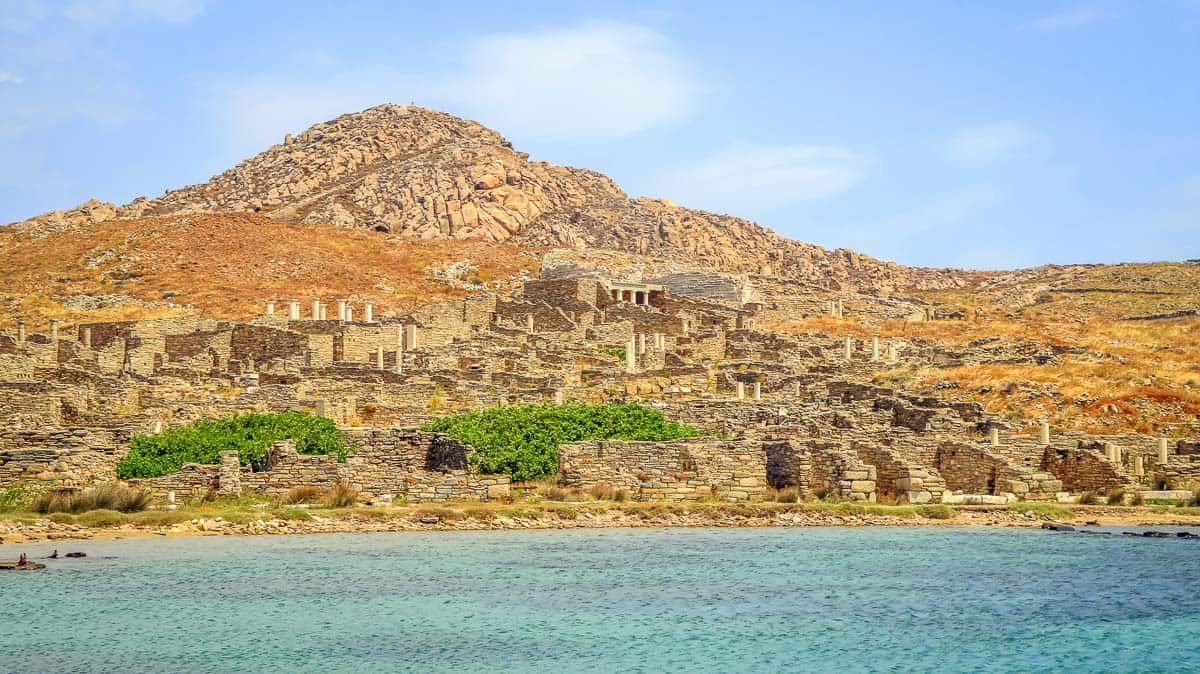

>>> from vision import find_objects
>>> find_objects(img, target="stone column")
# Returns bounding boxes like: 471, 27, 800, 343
990, 427, 1000, 447
16, 321, 25, 343
625, 335, 637, 373
753, 381, 762, 401
794, 381, 802, 396
288, 300, 300, 320
395, 350, 404, 374
887, 341, 898, 362
871, 334, 879, 362
843, 335, 852, 361
527, 314, 535, 334
49, 319, 60, 340
217, 451, 242, 496
312, 299, 321, 320
319, 304, 327, 321
346, 307, 353, 323
403, 324, 418, 350
337, 299, 347, 322
637, 333, 646, 355
1158, 438, 1169, 465
81, 327, 92, 348
265, 301, 275, 316
1134, 455, 1145, 477
376, 346, 384, 370
837, 299, 844, 319
736, 381, 746, 400
364, 302, 374, 323
829, 300, 837, 318
682, 319, 689, 335
1039, 421, 1050, 446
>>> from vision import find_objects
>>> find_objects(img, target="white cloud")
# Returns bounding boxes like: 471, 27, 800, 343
652, 143, 866, 214
944, 122, 1031, 165
1026, 6, 1115, 31
201, 70, 416, 157
444, 21, 699, 140
0, 71, 23, 84
200, 20, 703, 158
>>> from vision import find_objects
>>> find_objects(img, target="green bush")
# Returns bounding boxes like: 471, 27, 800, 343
0, 485, 37, 513
117, 411, 352, 478
423, 402, 703, 481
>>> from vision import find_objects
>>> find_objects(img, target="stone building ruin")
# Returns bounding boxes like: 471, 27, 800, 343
2, 271, 1198, 505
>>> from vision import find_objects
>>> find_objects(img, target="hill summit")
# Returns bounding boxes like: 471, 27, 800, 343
7, 104, 964, 291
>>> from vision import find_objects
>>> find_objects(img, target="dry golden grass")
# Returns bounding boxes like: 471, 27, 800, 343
773, 263, 1200, 434
0, 212, 539, 331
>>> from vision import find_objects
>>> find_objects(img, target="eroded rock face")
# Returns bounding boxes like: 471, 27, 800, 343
4, 103, 968, 290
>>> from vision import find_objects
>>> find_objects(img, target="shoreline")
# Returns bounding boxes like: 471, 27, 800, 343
4, 502, 1200, 546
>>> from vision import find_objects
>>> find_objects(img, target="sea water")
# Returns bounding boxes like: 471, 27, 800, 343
2, 526, 1199, 673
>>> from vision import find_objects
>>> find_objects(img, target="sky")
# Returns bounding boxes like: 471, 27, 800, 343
1, 1, 1197, 269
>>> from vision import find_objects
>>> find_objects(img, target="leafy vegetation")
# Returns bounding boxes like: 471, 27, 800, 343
0, 485, 38, 513
423, 402, 703, 481
117, 411, 352, 478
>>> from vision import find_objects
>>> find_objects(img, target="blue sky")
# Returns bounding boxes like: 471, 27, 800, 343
1, 1, 1197, 269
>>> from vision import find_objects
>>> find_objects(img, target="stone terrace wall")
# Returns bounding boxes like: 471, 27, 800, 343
558, 438, 766, 502
343, 428, 509, 502
0, 428, 132, 486
1043, 446, 1131, 493
803, 441, 877, 502
128, 431, 510, 503
935, 442, 1061, 499
853, 442, 945, 504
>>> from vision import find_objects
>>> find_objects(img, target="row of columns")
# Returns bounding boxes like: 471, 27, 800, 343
624, 332, 667, 373
843, 334, 899, 362
987, 424, 1174, 474
735, 380, 763, 401
11, 319, 66, 344
269, 299, 375, 323
827, 299, 845, 319
611, 289, 651, 305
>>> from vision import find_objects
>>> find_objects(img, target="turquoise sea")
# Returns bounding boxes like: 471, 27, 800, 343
2, 526, 1199, 673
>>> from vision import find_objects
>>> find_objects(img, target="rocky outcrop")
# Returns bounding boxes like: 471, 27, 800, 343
4, 104, 968, 291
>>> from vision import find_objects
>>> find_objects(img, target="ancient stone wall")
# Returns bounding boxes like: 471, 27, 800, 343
935, 442, 1061, 500
1042, 446, 1131, 493
558, 437, 766, 501
128, 431, 510, 503
854, 442, 945, 504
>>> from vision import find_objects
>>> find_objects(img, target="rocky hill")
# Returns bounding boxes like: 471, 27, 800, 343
5, 104, 969, 292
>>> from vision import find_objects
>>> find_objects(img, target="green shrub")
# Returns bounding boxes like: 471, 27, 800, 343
423, 402, 703, 481
0, 485, 37, 513
117, 411, 352, 478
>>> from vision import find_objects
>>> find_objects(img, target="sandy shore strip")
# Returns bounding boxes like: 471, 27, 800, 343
3, 502, 1200, 546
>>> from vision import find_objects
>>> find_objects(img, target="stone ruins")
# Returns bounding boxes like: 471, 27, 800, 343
2, 271, 1198, 504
